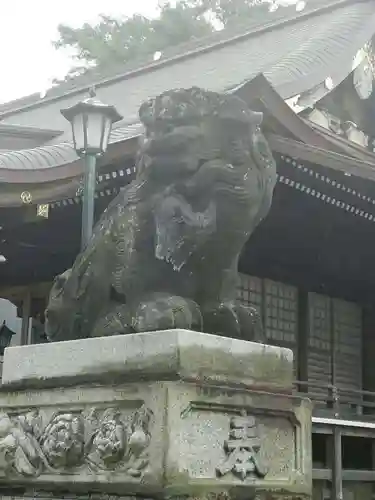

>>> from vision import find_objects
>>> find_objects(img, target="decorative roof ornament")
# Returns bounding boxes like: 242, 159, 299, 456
324, 77, 334, 90
37, 204, 49, 219
353, 45, 374, 100
20, 191, 32, 204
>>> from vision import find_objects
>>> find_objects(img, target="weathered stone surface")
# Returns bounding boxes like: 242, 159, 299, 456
0, 405, 153, 479
164, 382, 312, 499
45, 87, 276, 342
0, 383, 165, 494
2, 330, 293, 389
0, 332, 311, 499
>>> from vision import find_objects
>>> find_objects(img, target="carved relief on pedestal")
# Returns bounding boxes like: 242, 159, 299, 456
216, 410, 268, 481
0, 405, 152, 478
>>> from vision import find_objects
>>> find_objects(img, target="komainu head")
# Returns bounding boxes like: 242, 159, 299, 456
139, 86, 263, 127
136, 87, 266, 180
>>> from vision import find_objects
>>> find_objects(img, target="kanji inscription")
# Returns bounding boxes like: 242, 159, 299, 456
216, 412, 267, 481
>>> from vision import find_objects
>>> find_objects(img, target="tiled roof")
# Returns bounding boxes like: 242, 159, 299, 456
0, 143, 77, 173
0, 124, 62, 138
0, 123, 142, 174
0, 0, 374, 116
109, 123, 143, 145
0, 0, 374, 179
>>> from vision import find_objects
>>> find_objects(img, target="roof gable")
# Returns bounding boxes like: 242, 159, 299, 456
1, 0, 374, 120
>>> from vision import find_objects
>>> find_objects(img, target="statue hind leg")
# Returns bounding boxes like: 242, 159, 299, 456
201, 301, 264, 342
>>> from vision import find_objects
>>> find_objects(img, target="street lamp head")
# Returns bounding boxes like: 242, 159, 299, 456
61, 92, 123, 156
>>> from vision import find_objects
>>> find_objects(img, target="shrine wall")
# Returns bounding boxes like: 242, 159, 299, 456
237, 273, 363, 398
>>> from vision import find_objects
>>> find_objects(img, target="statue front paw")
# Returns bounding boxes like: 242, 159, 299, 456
132, 294, 202, 333
234, 302, 265, 343
202, 301, 264, 342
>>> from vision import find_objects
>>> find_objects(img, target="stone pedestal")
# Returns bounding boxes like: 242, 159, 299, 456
0, 330, 312, 499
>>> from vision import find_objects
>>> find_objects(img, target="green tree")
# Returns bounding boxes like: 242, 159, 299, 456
54, 1, 214, 81
53, 0, 272, 81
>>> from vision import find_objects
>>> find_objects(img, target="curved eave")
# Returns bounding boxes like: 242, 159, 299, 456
2, 133, 375, 208
0, 142, 79, 181
0, 127, 141, 184
0, 128, 141, 207
2, 75, 375, 207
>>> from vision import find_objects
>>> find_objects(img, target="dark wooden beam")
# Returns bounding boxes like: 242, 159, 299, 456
268, 134, 375, 182
313, 424, 375, 439
313, 468, 375, 481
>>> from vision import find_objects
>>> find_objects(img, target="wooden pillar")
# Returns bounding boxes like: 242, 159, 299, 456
329, 299, 343, 500
371, 437, 375, 490
331, 427, 343, 500
326, 428, 343, 500
362, 305, 375, 416
20, 291, 31, 346
330, 298, 337, 391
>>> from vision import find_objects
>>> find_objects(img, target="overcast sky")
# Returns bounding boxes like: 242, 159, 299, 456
0, 0, 159, 104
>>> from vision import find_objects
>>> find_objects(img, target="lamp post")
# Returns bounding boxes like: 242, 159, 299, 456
61, 89, 122, 251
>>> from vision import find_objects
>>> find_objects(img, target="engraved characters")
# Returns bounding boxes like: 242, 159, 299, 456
216, 411, 267, 480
